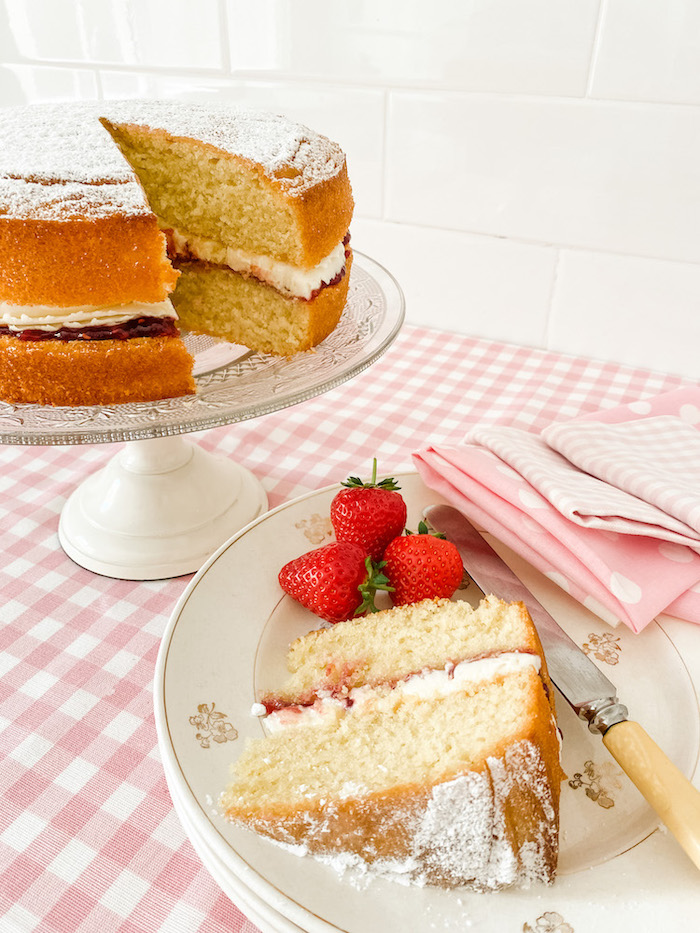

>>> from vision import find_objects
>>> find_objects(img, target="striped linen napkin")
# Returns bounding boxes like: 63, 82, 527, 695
414, 387, 700, 633
542, 416, 700, 545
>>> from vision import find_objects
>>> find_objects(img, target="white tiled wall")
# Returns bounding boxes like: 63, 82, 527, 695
1, 1, 699, 378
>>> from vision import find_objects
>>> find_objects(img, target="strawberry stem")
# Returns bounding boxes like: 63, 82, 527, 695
355, 557, 394, 615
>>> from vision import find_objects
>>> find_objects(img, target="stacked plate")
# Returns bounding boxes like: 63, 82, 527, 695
154, 474, 700, 933
161, 757, 305, 933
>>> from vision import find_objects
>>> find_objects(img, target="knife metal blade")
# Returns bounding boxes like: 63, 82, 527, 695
424, 503, 700, 871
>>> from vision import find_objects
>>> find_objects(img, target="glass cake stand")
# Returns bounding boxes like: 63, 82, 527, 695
0, 253, 404, 580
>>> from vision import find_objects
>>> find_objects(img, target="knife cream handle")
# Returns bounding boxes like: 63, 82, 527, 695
603, 719, 700, 870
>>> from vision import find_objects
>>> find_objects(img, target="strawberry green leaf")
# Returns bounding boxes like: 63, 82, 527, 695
341, 457, 402, 491
415, 520, 445, 539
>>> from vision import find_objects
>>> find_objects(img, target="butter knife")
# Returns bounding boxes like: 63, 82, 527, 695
424, 502, 700, 871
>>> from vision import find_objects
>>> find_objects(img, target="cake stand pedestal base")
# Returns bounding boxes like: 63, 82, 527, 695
58, 435, 268, 580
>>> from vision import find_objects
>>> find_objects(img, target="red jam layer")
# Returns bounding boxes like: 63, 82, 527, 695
306, 233, 352, 301
0, 316, 180, 343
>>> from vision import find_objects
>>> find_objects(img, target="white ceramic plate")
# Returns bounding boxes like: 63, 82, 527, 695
162, 753, 305, 933
154, 473, 700, 933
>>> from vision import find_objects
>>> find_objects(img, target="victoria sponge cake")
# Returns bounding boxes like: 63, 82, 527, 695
0, 101, 354, 406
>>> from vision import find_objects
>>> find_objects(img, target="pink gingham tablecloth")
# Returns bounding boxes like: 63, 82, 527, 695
0, 325, 696, 933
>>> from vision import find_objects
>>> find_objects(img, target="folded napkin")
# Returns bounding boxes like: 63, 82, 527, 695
414, 387, 700, 633
543, 416, 700, 544
469, 421, 700, 549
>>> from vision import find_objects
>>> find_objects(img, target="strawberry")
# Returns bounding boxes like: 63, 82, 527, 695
279, 541, 393, 624
330, 459, 407, 562
382, 522, 464, 606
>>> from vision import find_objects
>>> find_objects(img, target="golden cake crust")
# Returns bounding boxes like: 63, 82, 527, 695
0, 333, 195, 406
284, 162, 354, 268
0, 214, 178, 307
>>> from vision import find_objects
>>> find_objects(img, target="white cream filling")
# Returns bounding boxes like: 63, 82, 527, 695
256, 652, 542, 734
0, 298, 177, 332
164, 225, 347, 300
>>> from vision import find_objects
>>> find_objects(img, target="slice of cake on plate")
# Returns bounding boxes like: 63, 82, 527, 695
220, 596, 565, 890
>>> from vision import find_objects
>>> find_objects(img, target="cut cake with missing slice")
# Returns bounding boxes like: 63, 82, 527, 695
102, 106, 354, 357
0, 101, 353, 405
220, 596, 565, 891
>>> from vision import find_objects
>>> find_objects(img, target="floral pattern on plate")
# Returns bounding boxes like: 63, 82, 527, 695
190, 703, 238, 749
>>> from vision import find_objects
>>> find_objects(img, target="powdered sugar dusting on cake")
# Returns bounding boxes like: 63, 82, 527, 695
0, 176, 149, 221
414, 740, 557, 890
415, 771, 505, 888
0, 102, 134, 184
0, 100, 346, 220
0, 102, 149, 220
493, 741, 557, 887
233, 738, 558, 893
104, 101, 346, 191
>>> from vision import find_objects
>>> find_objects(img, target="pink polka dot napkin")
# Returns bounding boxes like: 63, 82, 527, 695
414, 387, 700, 633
